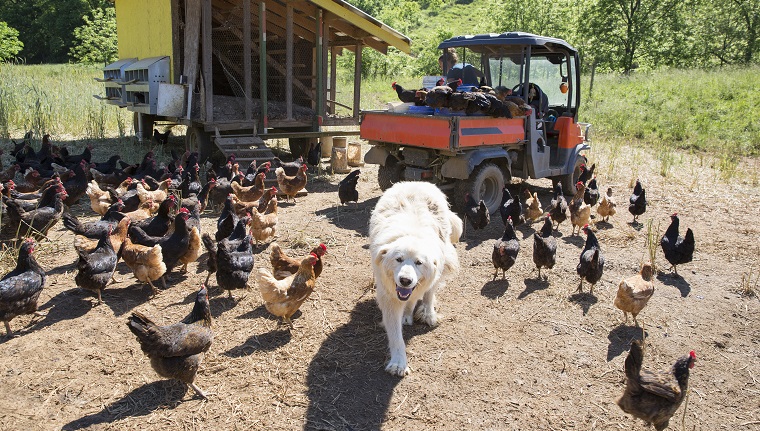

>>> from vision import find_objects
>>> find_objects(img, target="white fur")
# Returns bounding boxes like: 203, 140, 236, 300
369, 182, 462, 376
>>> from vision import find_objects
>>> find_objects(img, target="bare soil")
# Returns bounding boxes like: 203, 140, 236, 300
0, 139, 758, 431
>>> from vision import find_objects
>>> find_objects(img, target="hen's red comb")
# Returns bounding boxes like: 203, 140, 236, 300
690, 350, 696, 359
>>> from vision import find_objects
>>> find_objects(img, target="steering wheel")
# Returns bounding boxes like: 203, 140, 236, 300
512, 83, 548, 116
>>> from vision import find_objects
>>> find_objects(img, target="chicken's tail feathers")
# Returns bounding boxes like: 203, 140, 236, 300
625, 340, 645, 381
683, 228, 695, 254
126, 311, 155, 340
62, 212, 82, 234
201, 232, 217, 254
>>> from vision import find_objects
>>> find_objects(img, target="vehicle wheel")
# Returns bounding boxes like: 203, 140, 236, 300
455, 163, 506, 215
560, 154, 586, 196
378, 156, 403, 191
289, 138, 312, 159
185, 125, 212, 161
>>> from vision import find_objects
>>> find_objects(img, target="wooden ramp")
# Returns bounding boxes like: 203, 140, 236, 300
213, 130, 307, 198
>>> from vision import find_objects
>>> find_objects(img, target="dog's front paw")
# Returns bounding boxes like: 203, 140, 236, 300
415, 306, 439, 327
385, 359, 410, 376
402, 313, 413, 326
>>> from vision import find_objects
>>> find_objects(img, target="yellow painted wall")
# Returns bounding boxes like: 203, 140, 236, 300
115, 0, 174, 80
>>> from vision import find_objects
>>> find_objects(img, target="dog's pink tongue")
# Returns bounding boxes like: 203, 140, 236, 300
396, 286, 413, 300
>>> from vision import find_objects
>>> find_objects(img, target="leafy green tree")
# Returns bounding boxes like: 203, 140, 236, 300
70, 7, 117, 65
0, 21, 22, 61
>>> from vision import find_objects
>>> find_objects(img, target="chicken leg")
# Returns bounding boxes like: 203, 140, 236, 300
576, 279, 584, 293
4, 321, 13, 337
188, 382, 209, 400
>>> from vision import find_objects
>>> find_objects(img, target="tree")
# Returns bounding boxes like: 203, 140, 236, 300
0, 21, 22, 61
70, 7, 117, 65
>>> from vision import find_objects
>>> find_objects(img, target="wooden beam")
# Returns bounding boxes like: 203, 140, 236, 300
353, 40, 361, 119
307, 0, 410, 53
203, 0, 213, 122
171, 0, 181, 83
183, 0, 201, 119
321, 17, 329, 117
315, 8, 324, 117
259, 0, 268, 130
243, 0, 252, 121
286, 2, 293, 120
329, 46, 337, 115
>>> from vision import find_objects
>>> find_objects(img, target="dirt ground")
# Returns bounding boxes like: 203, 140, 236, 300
0, 137, 758, 431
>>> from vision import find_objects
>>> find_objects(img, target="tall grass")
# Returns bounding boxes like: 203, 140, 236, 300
0, 63, 128, 139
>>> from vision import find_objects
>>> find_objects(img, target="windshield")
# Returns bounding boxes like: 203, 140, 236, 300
487, 53, 574, 110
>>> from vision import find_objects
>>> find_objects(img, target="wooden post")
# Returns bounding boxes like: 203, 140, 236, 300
329, 46, 337, 115
315, 9, 324, 118
353, 41, 362, 119
183, 0, 201, 119
259, 1, 268, 132
243, 0, 252, 121
589, 58, 598, 101
202, 0, 213, 122
322, 19, 329, 117
286, 2, 293, 120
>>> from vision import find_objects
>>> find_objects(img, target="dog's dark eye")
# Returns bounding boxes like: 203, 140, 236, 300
396, 257, 403, 263
415, 260, 422, 265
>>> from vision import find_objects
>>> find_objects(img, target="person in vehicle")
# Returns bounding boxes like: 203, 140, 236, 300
439, 48, 484, 86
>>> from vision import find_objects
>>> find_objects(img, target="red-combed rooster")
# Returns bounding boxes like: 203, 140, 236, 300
617, 340, 697, 431
391, 81, 419, 104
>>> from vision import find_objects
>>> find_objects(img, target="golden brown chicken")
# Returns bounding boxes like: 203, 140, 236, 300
523, 189, 543, 223
136, 178, 171, 204
597, 187, 617, 222
251, 197, 278, 245
230, 172, 266, 202
614, 262, 655, 326
86, 180, 112, 216
121, 237, 166, 294
618, 340, 697, 431
569, 181, 591, 236
269, 242, 327, 280
73, 216, 130, 260
256, 253, 319, 327
114, 177, 134, 196
178, 226, 201, 273
123, 199, 155, 222
275, 164, 307, 203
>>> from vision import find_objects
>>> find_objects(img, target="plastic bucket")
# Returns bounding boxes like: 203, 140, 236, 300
321, 136, 333, 156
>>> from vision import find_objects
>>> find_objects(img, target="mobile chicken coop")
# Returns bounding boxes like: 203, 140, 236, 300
102, 0, 410, 164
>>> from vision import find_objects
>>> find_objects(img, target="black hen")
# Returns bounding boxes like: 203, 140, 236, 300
132, 195, 176, 237
584, 177, 600, 207
74, 228, 118, 305
126, 284, 213, 399
577, 163, 595, 186
549, 182, 568, 230
492, 217, 520, 280
532, 217, 557, 280
617, 340, 697, 431
464, 193, 489, 234
499, 186, 524, 227
129, 208, 192, 277
215, 194, 239, 241
216, 235, 255, 299
576, 224, 604, 293
629, 180, 647, 222
391, 81, 417, 104
660, 213, 695, 275
0, 239, 46, 337
338, 169, 360, 206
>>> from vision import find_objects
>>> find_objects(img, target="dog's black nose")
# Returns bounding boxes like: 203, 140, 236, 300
399, 277, 412, 287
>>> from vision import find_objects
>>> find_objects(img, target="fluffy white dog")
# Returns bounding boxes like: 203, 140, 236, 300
369, 181, 462, 376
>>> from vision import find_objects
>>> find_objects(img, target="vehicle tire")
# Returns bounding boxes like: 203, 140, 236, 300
289, 138, 312, 159
185, 125, 212, 161
378, 156, 403, 191
559, 154, 586, 196
455, 163, 506, 215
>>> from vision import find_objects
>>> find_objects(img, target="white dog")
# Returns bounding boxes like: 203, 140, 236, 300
369, 181, 462, 376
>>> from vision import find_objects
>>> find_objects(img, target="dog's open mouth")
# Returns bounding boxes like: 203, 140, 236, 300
396, 285, 414, 301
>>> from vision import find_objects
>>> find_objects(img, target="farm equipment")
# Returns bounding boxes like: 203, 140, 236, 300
99, 0, 410, 166
361, 32, 592, 212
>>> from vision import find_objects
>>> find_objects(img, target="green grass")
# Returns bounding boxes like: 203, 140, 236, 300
2, 63, 759, 168
0, 63, 129, 140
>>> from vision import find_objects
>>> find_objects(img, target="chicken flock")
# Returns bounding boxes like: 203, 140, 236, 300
0, 132, 699, 426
